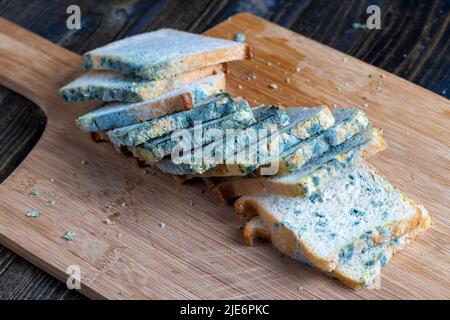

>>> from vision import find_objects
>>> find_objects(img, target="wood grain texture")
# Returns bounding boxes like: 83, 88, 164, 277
0, 0, 449, 300
0, 12, 449, 300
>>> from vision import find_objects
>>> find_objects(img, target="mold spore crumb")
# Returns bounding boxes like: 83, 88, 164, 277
352, 22, 367, 29
63, 231, 77, 241
26, 210, 40, 218
234, 32, 245, 42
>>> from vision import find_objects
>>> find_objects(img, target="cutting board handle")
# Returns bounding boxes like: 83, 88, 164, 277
0, 17, 83, 114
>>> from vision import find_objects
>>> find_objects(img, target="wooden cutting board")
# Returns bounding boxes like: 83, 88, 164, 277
0, 13, 448, 300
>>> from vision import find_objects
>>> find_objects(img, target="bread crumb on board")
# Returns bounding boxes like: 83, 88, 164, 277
63, 231, 77, 241
25, 209, 40, 218
352, 22, 367, 29
104, 212, 120, 226
234, 32, 245, 42
45, 199, 57, 207
269, 83, 278, 89
104, 218, 115, 226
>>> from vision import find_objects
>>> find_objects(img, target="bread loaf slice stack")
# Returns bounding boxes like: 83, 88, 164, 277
60, 28, 254, 168
60, 28, 430, 290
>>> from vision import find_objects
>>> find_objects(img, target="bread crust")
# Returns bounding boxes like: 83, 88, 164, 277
90, 131, 109, 142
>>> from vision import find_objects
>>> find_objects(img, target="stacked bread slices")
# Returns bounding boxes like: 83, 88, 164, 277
60, 29, 430, 289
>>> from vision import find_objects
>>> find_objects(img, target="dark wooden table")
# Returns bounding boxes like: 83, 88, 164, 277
0, 0, 448, 300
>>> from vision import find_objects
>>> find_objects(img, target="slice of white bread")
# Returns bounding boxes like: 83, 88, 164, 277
243, 212, 430, 288
60, 64, 226, 103
76, 72, 226, 132
209, 133, 387, 202
234, 161, 430, 274
188, 107, 368, 177
108, 93, 239, 146
132, 104, 287, 163
155, 104, 305, 175
83, 28, 253, 80
158, 106, 335, 176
